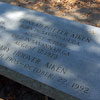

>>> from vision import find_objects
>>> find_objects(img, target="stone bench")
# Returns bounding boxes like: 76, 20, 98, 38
0, 2, 100, 100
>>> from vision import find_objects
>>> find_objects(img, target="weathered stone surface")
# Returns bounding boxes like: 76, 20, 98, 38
0, 2, 100, 100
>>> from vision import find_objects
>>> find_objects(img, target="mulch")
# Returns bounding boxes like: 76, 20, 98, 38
1, 0, 100, 27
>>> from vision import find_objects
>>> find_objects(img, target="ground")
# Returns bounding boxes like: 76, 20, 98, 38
0, 0, 100, 100
0, 0, 100, 27
0, 75, 52, 100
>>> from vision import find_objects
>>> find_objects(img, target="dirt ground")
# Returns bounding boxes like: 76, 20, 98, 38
0, 0, 100, 27
0, 0, 100, 100
0, 75, 53, 100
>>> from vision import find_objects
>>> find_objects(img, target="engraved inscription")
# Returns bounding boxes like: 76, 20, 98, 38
13, 51, 41, 64
0, 44, 9, 52
20, 19, 92, 45
57, 77, 68, 87
0, 18, 91, 98
37, 49, 58, 59
5, 56, 53, 79
0, 53, 4, 59
45, 62, 67, 75
0, 21, 6, 30
71, 83, 90, 94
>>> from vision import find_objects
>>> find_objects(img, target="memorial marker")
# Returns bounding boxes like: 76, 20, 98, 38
0, 2, 100, 100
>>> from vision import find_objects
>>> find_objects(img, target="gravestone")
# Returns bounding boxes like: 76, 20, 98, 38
0, 2, 100, 100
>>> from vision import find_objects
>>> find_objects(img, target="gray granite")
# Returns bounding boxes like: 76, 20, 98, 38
0, 2, 100, 100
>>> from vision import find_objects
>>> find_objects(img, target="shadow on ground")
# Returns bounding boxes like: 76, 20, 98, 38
0, 0, 100, 27
0, 75, 53, 100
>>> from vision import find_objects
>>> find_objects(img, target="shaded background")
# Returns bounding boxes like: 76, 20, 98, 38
0, 75, 53, 100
